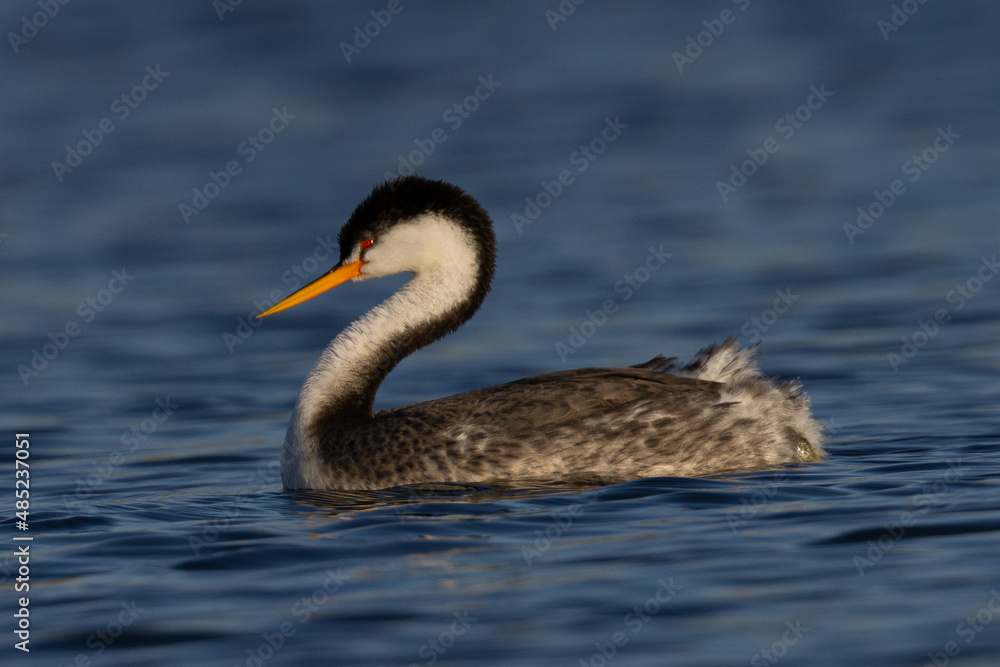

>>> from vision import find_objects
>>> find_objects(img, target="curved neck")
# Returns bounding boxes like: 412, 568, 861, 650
294, 259, 485, 440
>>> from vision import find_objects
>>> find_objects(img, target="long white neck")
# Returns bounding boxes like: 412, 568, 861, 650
300, 263, 475, 422
281, 215, 486, 488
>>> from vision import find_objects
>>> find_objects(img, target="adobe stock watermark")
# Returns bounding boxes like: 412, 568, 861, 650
408, 610, 477, 667
223, 235, 339, 353
844, 126, 959, 243
383, 74, 502, 180
922, 588, 1000, 667
511, 116, 628, 233
17, 268, 135, 385
726, 471, 789, 532
73, 601, 145, 664
340, 0, 413, 63
213, 0, 245, 21
521, 488, 603, 566
545, 0, 587, 31
853, 459, 964, 575
672, 0, 751, 73
62, 397, 180, 510
716, 84, 833, 202
739, 288, 799, 344
887, 254, 997, 372
728, 418, 838, 533
179, 106, 295, 224
392, 485, 453, 523
577, 578, 683, 667
51, 65, 170, 182
189, 459, 283, 556
234, 568, 351, 667
7, 0, 72, 54
556, 245, 671, 363
750, 620, 810, 667
877, 0, 935, 41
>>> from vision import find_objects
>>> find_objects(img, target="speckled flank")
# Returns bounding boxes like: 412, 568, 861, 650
275, 176, 825, 490
297, 343, 824, 490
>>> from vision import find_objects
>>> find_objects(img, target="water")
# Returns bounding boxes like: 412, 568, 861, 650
2, 1, 999, 665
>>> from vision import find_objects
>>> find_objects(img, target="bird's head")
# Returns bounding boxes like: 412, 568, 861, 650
258, 176, 496, 318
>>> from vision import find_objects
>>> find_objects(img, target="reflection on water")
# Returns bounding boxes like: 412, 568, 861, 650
3, 1, 1000, 665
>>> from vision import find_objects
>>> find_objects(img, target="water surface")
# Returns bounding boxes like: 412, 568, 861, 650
2, 2, 999, 665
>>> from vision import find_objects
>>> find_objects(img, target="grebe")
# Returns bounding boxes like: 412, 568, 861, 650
258, 176, 823, 490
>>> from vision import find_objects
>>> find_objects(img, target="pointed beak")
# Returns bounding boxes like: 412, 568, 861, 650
256, 259, 365, 318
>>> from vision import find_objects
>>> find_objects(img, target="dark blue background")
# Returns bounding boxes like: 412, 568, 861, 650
1, 2, 998, 665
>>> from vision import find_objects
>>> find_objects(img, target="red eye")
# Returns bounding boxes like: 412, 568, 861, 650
361, 238, 374, 249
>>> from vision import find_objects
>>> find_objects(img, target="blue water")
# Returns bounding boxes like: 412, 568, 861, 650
3, 1, 999, 665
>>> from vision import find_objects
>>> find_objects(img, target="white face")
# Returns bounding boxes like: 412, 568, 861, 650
354, 213, 479, 281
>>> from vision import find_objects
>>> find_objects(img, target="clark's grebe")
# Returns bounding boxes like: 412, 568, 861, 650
258, 176, 823, 490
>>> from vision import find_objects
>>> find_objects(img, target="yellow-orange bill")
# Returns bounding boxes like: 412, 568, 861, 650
256, 259, 364, 318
